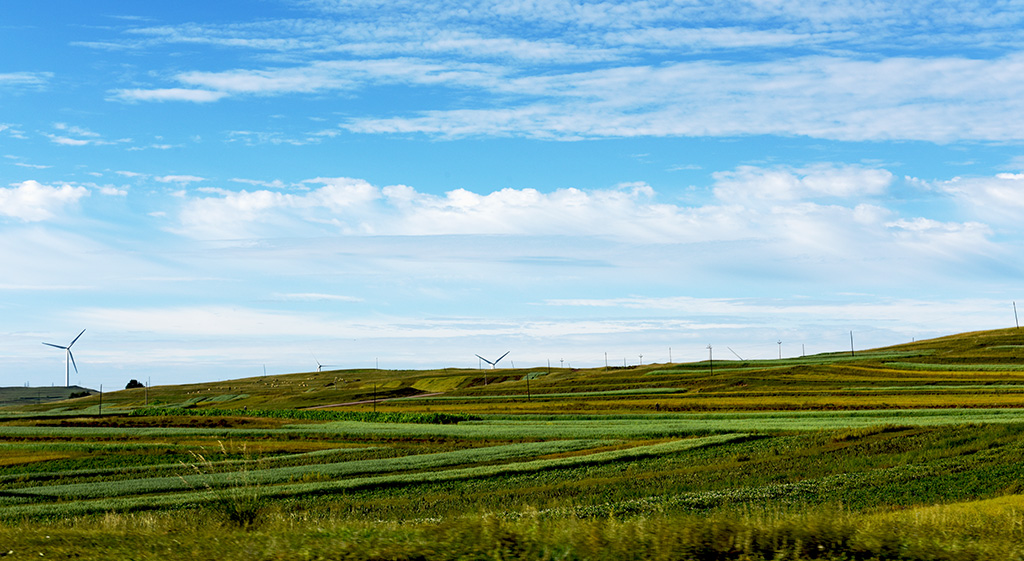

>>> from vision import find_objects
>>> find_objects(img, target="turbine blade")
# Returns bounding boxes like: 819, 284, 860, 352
69, 351, 78, 374
495, 351, 510, 364
475, 354, 494, 365
727, 347, 744, 361
69, 328, 86, 347
43, 342, 67, 350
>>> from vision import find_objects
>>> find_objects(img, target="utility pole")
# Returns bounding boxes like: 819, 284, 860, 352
373, 383, 377, 413
526, 374, 531, 402
98, 384, 102, 416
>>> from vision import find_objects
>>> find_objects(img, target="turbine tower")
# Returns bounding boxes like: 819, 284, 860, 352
43, 329, 85, 388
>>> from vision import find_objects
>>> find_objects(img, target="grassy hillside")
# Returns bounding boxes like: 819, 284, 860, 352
3, 328, 1024, 560
11, 326, 1024, 416
0, 385, 94, 408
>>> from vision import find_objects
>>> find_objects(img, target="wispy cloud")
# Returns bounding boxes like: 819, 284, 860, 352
272, 292, 364, 302
0, 124, 28, 139
90, 2, 1024, 143
923, 172, 1024, 225
110, 88, 228, 103
343, 55, 1024, 142
45, 123, 120, 147
0, 72, 52, 89
155, 174, 206, 185
99, 186, 129, 196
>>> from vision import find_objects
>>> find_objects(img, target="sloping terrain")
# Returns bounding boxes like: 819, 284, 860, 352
2, 328, 1024, 560
0, 386, 94, 408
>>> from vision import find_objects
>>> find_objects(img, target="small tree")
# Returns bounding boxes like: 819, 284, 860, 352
125, 379, 145, 389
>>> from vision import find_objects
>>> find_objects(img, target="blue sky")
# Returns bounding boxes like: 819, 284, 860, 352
3, 0, 1024, 389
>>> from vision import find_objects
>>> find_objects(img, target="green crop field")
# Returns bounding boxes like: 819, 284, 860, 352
5, 328, 1024, 560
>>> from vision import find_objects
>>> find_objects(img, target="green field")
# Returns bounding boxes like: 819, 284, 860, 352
4, 328, 1024, 559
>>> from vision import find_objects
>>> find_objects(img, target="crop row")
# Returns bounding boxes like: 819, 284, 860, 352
128, 407, 477, 424
5, 409, 1024, 442
0, 434, 744, 518
0, 439, 611, 504
0, 446, 379, 485
880, 362, 1024, 372
408, 388, 685, 400
0, 436, 741, 520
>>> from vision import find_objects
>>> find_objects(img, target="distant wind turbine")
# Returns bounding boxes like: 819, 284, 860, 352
43, 329, 85, 388
312, 354, 336, 372
475, 351, 510, 369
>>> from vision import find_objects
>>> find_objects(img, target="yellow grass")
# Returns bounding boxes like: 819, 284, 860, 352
0, 452, 76, 467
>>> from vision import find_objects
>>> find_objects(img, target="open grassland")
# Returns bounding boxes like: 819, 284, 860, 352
4, 328, 1024, 559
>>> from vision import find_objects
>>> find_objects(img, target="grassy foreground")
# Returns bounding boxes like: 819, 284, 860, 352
4, 328, 1024, 559
4, 497, 1024, 561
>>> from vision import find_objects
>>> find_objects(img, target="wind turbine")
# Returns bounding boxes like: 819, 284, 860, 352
43, 329, 85, 388
312, 354, 336, 372
475, 351, 510, 369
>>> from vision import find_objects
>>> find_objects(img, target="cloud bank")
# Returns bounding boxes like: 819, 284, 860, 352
0, 181, 89, 222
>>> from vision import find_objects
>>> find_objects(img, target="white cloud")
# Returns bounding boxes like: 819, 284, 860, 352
99, 186, 129, 196
90, 3, 1024, 142
71, 304, 731, 340
541, 295, 1013, 338
53, 123, 100, 137
110, 88, 228, 103
128, 143, 178, 151
342, 54, 1024, 142
0, 180, 89, 222
169, 58, 507, 99
0, 124, 27, 139
231, 178, 291, 189
155, 175, 206, 185
0, 72, 52, 89
712, 164, 894, 203
165, 170, 996, 276
925, 173, 1024, 225
176, 65, 355, 94
46, 123, 115, 146
47, 136, 92, 146
273, 293, 364, 302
